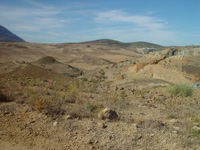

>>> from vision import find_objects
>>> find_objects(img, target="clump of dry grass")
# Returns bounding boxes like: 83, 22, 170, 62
44, 99, 66, 117
30, 98, 50, 111
66, 104, 92, 119
86, 99, 104, 114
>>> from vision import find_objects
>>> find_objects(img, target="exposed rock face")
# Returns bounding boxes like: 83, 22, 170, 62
191, 82, 200, 88
98, 108, 118, 120
167, 48, 200, 57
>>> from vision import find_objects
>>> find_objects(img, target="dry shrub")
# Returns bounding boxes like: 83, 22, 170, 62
67, 105, 91, 119
86, 99, 104, 114
28, 95, 66, 117
104, 91, 128, 110
44, 100, 66, 117
65, 83, 81, 103
33, 98, 50, 111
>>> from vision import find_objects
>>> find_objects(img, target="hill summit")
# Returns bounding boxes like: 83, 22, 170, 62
0, 25, 25, 42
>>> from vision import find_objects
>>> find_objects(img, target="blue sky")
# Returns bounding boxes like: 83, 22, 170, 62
0, 0, 199, 46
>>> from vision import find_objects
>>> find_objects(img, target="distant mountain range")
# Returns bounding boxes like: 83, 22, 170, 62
0, 25, 25, 42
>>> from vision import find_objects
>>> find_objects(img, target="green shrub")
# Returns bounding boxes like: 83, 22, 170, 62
191, 128, 200, 138
167, 84, 193, 97
193, 117, 200, 123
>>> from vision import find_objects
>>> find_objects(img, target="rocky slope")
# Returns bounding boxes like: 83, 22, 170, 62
0, 42, 200, 150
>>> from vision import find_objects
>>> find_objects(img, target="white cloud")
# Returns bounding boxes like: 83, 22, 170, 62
22, 0, 54, 9
0, 1, 177, 45
147, 11, 156, 15
0, 5, 68, 32
94, 10, 165, 31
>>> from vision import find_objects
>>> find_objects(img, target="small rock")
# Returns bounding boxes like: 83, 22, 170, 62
133, 123, 139, 129
98, 122, 107, 129
172, 130, 178, 134
149, 133, 155, 137
170, 119, 178, 124
113, 86, 118, 91
109, 135, 112, 140
26, 121, 31, 125
53, 121, 58, 126
38, 113, 42, 118
24, 106, 33, 113
87, 140, 93, 145
65, 115, 72, 120
134, 135, 142, 140
173, 126, 180, 130
192, 126, 200, 132
98, 108, 118, 120
3, 111, 9, 115
102, 123, 107, 129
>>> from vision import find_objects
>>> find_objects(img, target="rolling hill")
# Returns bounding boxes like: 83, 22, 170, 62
82, 39, 166, 53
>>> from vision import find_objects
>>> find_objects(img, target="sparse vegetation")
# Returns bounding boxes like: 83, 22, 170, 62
67, 104, 91, 119
167, 84, 193, 97
86, 99, 103, 114
0, 40, 200, 149
193, 117, 200, 123
44, 99, 66, 117
191, 128, 200, 138
65, 82, 81, 103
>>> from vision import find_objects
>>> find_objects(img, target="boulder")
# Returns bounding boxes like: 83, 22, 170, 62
98, 108, 118, 120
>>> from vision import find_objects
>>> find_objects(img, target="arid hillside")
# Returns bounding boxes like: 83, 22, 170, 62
0, 42, 200, 150
0, 42, 141, 72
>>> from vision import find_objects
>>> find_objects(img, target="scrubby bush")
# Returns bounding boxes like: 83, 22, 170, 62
29, 95, 66, 117
167, 84, 193, 97
67, 105, 92, 119
65, 83, 81, 103
32, 98, 50, 111
86, 100, 103, 113
44, 100, 66, 117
